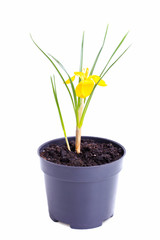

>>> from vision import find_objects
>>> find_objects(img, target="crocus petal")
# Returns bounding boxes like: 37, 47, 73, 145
65, 76, 75, 84
74, 72, 85, 81
75, 80, 94, 98
84, 68, 89, 80
88, 75, 107, 86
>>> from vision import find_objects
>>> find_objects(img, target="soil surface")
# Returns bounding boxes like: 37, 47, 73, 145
40, 139, 123, 167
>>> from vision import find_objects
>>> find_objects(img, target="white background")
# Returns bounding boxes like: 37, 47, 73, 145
0, 0, 160, 239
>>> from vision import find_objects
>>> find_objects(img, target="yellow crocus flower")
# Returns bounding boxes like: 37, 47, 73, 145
75, 79, 95, 98
75, 68, 107, 98
65, 68, 107, 98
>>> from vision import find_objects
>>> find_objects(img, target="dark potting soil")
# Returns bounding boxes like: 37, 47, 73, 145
40, 139, 123, 167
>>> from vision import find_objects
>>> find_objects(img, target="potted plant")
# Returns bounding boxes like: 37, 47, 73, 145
31, 25, 130, 229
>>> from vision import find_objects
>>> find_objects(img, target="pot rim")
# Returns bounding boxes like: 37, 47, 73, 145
38, 136, 126, 170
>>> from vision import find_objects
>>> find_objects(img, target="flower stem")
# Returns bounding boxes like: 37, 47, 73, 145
75, 127, 81, 154
75, 99, 84, 153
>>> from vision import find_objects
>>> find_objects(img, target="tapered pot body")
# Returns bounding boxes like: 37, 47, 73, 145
38, 136, 125, 229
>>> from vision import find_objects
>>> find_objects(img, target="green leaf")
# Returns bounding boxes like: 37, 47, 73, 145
100, 31, 129, 77
50, 75, 70, 151
49, 54, 79, 125
79, 31, 85, 73
79, 84, 97, 128
78, 32, 85, 108
80, 44, 131, 128
89, 24, 109, 76
30, 34, 75, 110
101, 45, 131, 78
50, 76, 64, 130
79, 73, 106, 128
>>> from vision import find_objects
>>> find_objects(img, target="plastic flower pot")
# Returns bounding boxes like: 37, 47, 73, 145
38, 136, 126, 229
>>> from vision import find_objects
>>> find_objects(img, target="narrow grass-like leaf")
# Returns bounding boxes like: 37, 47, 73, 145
49, 54, 79, 125
49, 54, 78, 108
79, 45, 131, 127
100, 31, 129, 77
89, 24, 109, 76
79, 75, 104, 128
79, 71, 107, 128
79, 32, 84, 73
78, 32, 85, 108
30, 34, 75, 110
50, 76, 65, 131
50, 75, 70, 151
101, 45, 131, 78
79, 84, 97, 128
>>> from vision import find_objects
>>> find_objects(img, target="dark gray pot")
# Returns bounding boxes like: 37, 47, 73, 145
38, 136, 126, 229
